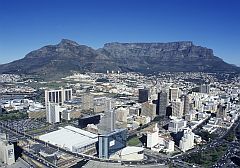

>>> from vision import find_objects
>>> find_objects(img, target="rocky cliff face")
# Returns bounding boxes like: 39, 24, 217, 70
0, 39, 239, 78
98, 41, 235, 73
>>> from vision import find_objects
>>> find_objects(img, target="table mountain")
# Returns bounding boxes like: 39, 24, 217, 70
0, 39, 239, 78
99, 41, 239, 73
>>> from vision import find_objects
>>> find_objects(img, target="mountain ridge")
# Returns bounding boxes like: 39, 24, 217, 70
0, 39, 239, 79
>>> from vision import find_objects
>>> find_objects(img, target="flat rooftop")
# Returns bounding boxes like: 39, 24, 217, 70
39, 125, 98, 152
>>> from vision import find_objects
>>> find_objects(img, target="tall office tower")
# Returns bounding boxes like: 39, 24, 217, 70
138, 88, 149, 103
141, 102, 156, 119
98, 129, 127, 159
179, 128, 195, 152
98, 110, 116, 134
98, 98, 127, 159
46, 103, 66, 123
199, 84, 210, 94
171, 99, 184, 118
45, 88, 72, 106
169, 87, 179, 101
0, 133, 15, 165
147, 123, 159, 148
156, 91, 168, 116
45, 88, 72, 123
182, 94, 190, 115
81, 93, 94, 111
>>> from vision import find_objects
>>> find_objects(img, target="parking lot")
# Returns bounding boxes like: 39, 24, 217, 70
1, 118, 50, 135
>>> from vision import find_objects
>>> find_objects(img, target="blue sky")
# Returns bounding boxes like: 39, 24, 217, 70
0, 0, 240, 66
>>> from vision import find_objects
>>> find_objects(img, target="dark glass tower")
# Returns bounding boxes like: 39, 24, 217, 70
138, 89, 149, 103
156, 91, 168, 116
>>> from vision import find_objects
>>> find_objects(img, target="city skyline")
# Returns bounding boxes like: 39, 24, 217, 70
0, 0, 240, 66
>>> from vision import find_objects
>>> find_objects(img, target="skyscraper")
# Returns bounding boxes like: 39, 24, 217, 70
169, 87, 179, 101
147, 123, 159, 148
138, 89, 149, 103
98, 110, 116, 134
182, 94, 190, 115
98, 129, 127, 159
45, 88, 72, 106
46, 103, 66, 123
199, 84, 210, 94
98, 99, 127, 159
171, 99, 184, 118
45, 88, 72, 123
156, 91, 168, 116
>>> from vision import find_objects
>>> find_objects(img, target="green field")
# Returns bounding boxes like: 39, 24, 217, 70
127, 136, 141, 146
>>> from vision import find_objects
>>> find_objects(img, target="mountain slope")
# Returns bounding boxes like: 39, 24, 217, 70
0, 39, 239, 78
0, 39, 119, 78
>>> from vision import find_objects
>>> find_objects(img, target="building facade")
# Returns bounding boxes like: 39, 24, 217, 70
171, 99, 184, 118
179, 128, 195, 152
98, 129, 127, 159
141, 102, 156, 119
157, 91, 168, 116
0, 134, 15, 165
138, 89, 149, 103
46, 103, 66, 123
169, 87, 179, 101
45, 88, 72, 106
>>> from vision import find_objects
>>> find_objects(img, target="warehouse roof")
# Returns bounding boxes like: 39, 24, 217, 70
39, 125, 98, 152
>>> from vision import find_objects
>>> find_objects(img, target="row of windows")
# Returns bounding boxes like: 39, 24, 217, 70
47, 91, 72, 103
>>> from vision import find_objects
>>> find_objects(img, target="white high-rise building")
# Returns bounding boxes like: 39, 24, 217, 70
169, 87, 179, 101
46, 103, 66, 123
45, 88, 72, 123
0, 133, 15, 165
179, 128, 195, 152
147, 124, 159, 148
45, 88, 72, 106
172, 99, 184, 118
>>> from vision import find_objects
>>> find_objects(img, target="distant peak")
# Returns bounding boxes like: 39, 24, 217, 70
58, 39, 79, 46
